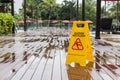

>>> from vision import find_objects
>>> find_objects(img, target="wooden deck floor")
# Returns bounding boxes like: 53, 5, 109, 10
9, 48, 94, 80
10, 49, 67, 80
0, 34, 120, 80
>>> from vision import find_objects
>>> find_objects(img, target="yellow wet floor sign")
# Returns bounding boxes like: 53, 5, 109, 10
66, 21, 94, 66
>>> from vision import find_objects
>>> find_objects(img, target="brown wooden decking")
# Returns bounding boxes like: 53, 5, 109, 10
0, 35, 120, 80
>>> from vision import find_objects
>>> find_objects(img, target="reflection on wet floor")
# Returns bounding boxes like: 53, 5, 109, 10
0, 39, 15, 48
67, 62, 94, 80
0, 28, 120, 80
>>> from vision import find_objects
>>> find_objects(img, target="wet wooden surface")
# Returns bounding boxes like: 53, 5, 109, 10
0, 30, 120, 80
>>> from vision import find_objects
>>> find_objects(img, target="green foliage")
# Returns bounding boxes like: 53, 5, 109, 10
20, 0, 77, 20
59, 0, 76, 20
21, 0, 43, 19
109, 2, 120, 22
40, 0, 57, 20
0, 13, 14, 35
19, 0, 96, 26
14, 14, 23, 21
79, 0, 96, 25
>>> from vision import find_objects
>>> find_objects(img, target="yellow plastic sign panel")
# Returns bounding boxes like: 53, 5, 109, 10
66, 21, 94, 66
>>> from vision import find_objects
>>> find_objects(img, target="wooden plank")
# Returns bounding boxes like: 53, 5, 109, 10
52, 49, 61, 80
20, 47, 46, 80
95, 61, 117, 80
41, 49, 55, 80
60, 49, 68, 80
0, 61, 22, 80
11, 56, 35, 80
31, 57, 47, 80
88, 68, 104, 80
101, 66, 118, 80
21, 57, 40, 80
0, 43, 40, 80
96, 53, 120, 77
29, 47, 48, 80
10, 44, 44, 79
9, 61, 25, 79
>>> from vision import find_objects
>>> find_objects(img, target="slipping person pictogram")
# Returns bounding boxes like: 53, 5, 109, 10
72, 38, 84, 50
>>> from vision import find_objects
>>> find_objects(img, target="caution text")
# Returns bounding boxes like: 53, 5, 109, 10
72, 32, 85, 37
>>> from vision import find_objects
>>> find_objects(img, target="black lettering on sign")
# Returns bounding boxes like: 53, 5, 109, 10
72, 32, 85, 37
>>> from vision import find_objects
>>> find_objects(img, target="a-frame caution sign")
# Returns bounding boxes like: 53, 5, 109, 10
72, 38, 84, 50
66, 21, 94, 66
